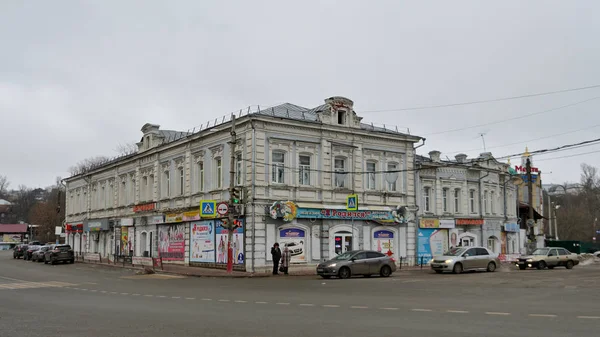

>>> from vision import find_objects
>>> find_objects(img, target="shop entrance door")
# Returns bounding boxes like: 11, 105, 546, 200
334, 231, 353, 255
460, 236, 475, 247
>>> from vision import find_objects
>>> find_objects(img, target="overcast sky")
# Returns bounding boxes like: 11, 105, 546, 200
1, 1, 599, 189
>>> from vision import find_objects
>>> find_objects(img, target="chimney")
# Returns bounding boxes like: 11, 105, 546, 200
428, 150, 441, 162
455, 153, 468, 163
479, 152, 493, 159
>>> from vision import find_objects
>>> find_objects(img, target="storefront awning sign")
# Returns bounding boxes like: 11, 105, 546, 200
455, 218, 484, 226
419, 219, 455, 229
504, 223, 519, 232
84, 219, 109, 232
269, 201, 399, 223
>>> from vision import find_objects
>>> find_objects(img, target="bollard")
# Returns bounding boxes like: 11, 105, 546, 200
399, 256, 403, 270
420, 256, 424, 269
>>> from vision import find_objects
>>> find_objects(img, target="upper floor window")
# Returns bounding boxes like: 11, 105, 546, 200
141, 176, 148, 201
101, 185, 106, 208
163, 171, 170, 198
215, 158, 223, 188
129, 176, 135, 204
491, 191, 496, 214
120, 180, 127, 206
469, 190, 476, 213
423, 187, 431, 212
454, 189, 461, 213
272, 152, 285, 184
386, 162, 399, 192
179, 167, 185, 196
337, 110, 347, 125
148, 175, 154, 201
442, 188, 449, 212
299, 155, 311, 185
235, 153, 243, 186
197, 162, 204, 192
334, 157, 347, 188
366, 162, 376, 190
484, 191, 489, 214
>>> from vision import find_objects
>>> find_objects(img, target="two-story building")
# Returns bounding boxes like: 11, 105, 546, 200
415, 151, 523, 262
64, 96, 423, 272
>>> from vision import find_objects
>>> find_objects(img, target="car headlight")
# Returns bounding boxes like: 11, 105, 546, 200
526, 259, 533, 262
329, 263, 337, 267
445, 260, 453, 264
430, 259, 434, 263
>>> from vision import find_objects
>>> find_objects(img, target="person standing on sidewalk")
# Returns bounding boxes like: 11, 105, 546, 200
280, 246, 291, 275
271, 243, 281, 275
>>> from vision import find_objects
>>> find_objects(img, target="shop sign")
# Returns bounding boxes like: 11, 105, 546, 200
455, 218, 484, 226
165, 213, 184, 223
504, 223, 520, 232
183, 211, 201, 221
515, 165, 539, 173
279, 228, 306, 262
84, 219, 109, 232
269, 201, 398, 223
373, 230, 395, 257
120, 218, 134, 227
420, 219, 439, 228
147, 215, 165, 225
133, 202, 156, 213
66, 223, 83, 233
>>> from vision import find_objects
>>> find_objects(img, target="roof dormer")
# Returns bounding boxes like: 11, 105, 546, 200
321, 96, 362, 128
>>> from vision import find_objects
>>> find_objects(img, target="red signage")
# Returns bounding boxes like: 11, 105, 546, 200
133, 203, 156, 213
65, 223, 83, 233
455, 219, 484, 226
515, 165, 539, 173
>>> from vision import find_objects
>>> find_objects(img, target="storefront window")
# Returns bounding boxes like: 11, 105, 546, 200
279, 228, 306, 263
373, 230, 394, 257
334, 231, 352, 255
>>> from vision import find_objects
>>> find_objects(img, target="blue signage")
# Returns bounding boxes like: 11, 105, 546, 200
374, 230, 394, 239
279, 228, 306, 238
504, 223, 520, 233
295, 208, 396, 223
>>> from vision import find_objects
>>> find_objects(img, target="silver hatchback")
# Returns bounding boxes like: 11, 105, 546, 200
431, 246, 501, 274
316, 250, 397, 279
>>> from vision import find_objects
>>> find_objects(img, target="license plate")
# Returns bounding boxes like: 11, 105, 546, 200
431, 264, 441, 268
317, 268, 324, 272
518, 262, 525, 264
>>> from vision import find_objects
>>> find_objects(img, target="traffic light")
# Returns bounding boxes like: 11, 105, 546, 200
231, 188, 240, 204
242, 187, 252, 204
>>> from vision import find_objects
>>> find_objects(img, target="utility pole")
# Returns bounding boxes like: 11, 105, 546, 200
226, 115, 237, 273
526, 158, 535, 253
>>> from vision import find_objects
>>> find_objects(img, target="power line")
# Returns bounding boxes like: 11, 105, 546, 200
534, 149, 600, 162
446, 123, 600, 155
362, 84, 600, 113
423, 96, 600, 136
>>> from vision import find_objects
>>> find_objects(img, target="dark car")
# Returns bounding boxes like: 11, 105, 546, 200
32, 246, 51, 262
23, 245, 41, 261
13, 244, 28, 259
44, 244, 75, 265
316, 250, 397, 279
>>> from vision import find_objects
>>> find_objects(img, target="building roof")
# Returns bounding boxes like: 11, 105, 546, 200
0, 224, 28, 233
0, 199, 11, 205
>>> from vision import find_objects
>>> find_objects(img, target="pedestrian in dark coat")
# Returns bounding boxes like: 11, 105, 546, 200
271, 243, 282, 275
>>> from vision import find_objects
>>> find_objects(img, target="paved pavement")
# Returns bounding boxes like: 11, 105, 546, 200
1, 250, 600, 337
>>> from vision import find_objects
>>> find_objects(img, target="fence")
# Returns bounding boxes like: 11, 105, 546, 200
396, 255, 433, 269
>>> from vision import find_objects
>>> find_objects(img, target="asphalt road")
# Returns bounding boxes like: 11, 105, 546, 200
1, 251, 600, 337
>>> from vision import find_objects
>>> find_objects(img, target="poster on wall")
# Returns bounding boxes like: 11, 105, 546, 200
278, 228, 305, 263
417, 228, 449, 260
128, 227, 135, 255
373, 230, 395, 257
215, 219, 244, 265
121, 228, 129, 255
501, 232, 507, 255
114, 227, 121, 255
2, 234, 21, 243
449, 229, 460, 248
190, 221, 215, 263
158, 224, 186, 261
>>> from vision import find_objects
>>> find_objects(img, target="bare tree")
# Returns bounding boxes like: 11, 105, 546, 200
115, 142, 138, 156
68, 156, 111, 176
0, 175, 8, 198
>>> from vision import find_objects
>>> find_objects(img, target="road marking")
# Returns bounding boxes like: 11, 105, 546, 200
276, 302, 290, 305
528, 314, 557, 318
172, 296, 181, 299
255, 301, 268, 304
411, 309, 433, 312
299, 304, 315, 307
121, 293, 129, 295
100, 291, 107, 293
132, 294, 140, 296
80, 289, 88, 291
109, 292, 118, 294
577, 316, 600, 319
485, 312, 511, 316
201, 298, 212, 301
144, 295, 153, 297
234, 300, 247, 303
323, 305, 340, 308
447, 310, 469, 314
90, 290, 97, 292
351, 306, 368, 309
157, 295, 167, 298
218, 299, 230, 302
185, 297, 195, 300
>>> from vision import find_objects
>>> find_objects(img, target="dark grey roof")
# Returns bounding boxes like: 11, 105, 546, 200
159, 129, 189, 143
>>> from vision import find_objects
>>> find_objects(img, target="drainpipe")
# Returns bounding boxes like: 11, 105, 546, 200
413, 138, 426, 264
478, 171, 490, 246
250, 117, 257, 273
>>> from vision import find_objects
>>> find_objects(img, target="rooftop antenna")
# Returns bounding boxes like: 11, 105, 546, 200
478, 132, 487, 151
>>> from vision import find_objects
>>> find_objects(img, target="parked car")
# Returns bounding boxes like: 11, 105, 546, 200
13, 244, 28, 259
517, 247, 579, 270
44, 244, 75, 265
430, 246, 500, 274
23, 245, 41, 261
316, 250, 396, 279
32, 246, 51, 262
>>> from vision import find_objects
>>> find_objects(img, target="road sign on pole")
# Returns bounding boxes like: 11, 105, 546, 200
347, 194, 358, 211
200, 200, 217, 218
216, 202, 229, 216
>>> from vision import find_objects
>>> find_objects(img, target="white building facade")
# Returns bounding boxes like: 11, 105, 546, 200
415, 151, 523, 263
64, 96, 423, 272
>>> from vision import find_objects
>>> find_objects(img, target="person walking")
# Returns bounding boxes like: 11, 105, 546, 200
280, 246, 291, 275
271, 243, 282, 275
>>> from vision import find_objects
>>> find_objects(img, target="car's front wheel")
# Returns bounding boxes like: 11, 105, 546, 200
566, 260, 574, 269
338, 267, 351, 279
453, 263, 463, 274
537, 261, 547, 270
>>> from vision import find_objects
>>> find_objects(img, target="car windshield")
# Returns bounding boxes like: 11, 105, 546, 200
532, 248, 550, 255
333, 251, 356, 260
56, 246, 71, 251
443, 247, 467, 256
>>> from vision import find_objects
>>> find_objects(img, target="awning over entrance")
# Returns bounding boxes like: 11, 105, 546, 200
518, 203, 546, 220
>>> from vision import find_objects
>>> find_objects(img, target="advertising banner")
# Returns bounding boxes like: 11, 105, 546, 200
417, 228, 449, 261
268, 201, 397, 223
2, 234, 21, 243
190, 221, 215, 263
128, 227, 135, 255
215, 219, 244, 265
115, 227, 121, 255
121, 228, 129, 255
158, 224, 186, 261
373, 230, 394, 257
278, 228, 305, 263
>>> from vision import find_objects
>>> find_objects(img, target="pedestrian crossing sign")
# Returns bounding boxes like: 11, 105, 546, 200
200, 200, 217, 218
347, 194, 358, 211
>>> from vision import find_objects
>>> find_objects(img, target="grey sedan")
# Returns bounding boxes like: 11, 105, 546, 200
316, 250, 397, 279
430, 246, 501, 274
